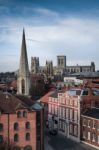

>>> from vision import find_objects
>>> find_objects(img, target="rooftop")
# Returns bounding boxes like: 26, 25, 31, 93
82, 108, 99, 119
0, 92, 34, 113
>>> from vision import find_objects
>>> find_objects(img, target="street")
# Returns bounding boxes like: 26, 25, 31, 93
44, 129, 98, 150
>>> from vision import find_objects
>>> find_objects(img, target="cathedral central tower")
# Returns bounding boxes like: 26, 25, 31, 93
17, 29, 30, 95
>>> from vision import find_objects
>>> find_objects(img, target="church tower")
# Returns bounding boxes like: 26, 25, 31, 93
17, 29, 30, 95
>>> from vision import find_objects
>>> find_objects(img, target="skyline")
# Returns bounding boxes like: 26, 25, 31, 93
0, 0, 99, 72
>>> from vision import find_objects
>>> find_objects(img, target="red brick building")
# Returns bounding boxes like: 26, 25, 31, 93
81, 107, 99, 148
0, 92, 44, 150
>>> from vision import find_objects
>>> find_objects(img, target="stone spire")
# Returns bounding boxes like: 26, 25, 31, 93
17, 29, 30, 95
19, 28, 29, 76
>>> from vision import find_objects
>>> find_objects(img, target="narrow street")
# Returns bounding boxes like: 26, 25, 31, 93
44, 128, 98, 150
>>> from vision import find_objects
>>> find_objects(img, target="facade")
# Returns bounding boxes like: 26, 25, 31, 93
0, 92, 44, 150
66, 62, 95, 73
31, 57, 39, 74
17, 29, 30, 96
81, 108, 99, 148
48, 89, 81, 142
45, 61, 53, 76
57, 55, 66, 69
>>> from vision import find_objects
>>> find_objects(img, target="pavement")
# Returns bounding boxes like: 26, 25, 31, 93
44, 128, 98, 150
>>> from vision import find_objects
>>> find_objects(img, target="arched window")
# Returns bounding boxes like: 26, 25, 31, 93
0, 135, 3, 143
22, 79, 25, 94
0, 123, 3, 131
26, 133, 30, 141
25, 122, 30, 129
24, 145, 32, 150
13, 146, 21, 150
23, 111, 27, 117
17, 111, 21, 118
14, 134, 19, 142
14, 123, 19, 130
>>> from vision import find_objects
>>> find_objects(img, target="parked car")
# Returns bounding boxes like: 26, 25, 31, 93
49, 129, 57, 135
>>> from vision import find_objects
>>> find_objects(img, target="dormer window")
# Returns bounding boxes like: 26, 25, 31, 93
17, 111, 21, 118
23, 111, 27, 118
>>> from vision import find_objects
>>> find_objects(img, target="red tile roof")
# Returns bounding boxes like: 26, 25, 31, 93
40, 91, 54, 104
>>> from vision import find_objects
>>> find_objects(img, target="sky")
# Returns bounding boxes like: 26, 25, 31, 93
0, 0, 99, 72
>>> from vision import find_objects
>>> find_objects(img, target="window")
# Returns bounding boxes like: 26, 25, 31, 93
49, 104, 52, 113
74, 110, 78, 122
62, 107, 65, 118
23, 111, 27, 117
55, 106, 58, 115
24, 145, 32, 150
22, 79, 25, 94
17, 111, 21, 118
88, 120, 91, 128
74, 125, 78, 136
59, 107, 61, 117
69, 124, 73, 134
0, 123, 3, 131
88, 132, 90, 140
13, 146, 21, 150
82, 90, 88, 96
0, 135, 3, 143
83, 131, 86, 139
70, 109, 73, 120
26, 133, 30, 141
83, 118, 86, 126
14, 134, 19, 142
66, 108, 68, 118
26, 122, 30, 129
92, 133, 96, 142
14, 123, 19, 130
93, 121, 96, 129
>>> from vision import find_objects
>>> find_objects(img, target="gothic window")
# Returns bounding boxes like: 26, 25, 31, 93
0, 123, 3, 131
26, 122, 30, 129
14, 134, 19, 142
14, 122, 19, 130
26, 133, 30, 141
22, 79, 25, 94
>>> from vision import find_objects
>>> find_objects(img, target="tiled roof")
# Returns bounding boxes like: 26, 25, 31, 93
50, 91, 58, 98
16, 95, 34, 107
82, 108, 99, 119
40, 91, 54, 103
0, 92, 34, 113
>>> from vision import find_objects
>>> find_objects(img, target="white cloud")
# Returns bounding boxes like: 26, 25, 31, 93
0, 8, 99, 71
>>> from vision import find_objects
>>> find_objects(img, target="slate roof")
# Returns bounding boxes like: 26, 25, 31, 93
0, 92, 34, 113
82, 108, 99, 119
49, 91, 58, 98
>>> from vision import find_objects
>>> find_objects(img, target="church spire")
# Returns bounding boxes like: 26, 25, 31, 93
19, 28, 29, 76
17, 29, 30, 95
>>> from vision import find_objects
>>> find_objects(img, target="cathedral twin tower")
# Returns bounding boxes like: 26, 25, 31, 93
17, 29, 30, 96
